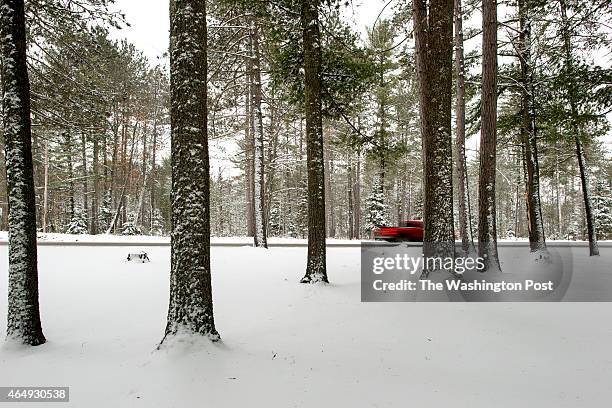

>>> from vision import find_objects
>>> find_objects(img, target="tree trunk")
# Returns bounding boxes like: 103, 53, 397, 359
558, 0, 599, 256
347, 151, 354, 239
139, 122, 148, 226
161, 0, 219, 342
325, 143, 336, 237
150, 105, 158, 229
64, 132, 75, 222
250, 20, 267, 248
80, 132, 89, 231
42, 139, 49, 233
478, 0, 501, 271
1, 0, 46, 346
300, 0, 328, 283
454, 0, 473, 254
518, 0, 546, 253
244, 46, 255, 238
413, 0, 455, 274
92, 134, 99, 234
354, 148, 361, 238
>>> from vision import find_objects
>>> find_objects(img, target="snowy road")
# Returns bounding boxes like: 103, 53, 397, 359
0, 232, 610, 247
0, 245, 611, 407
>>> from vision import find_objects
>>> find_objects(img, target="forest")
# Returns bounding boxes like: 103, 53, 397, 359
1, 0, 612, 339
0, 0, 609, 247
2, 2, 612, 406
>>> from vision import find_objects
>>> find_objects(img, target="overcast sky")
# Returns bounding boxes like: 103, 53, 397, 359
111, 0, 395, 62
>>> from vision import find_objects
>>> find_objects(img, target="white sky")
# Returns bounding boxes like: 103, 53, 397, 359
110, 0, 393, 61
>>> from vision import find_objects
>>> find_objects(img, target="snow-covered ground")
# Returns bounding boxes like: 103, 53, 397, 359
1, 244, 611, 407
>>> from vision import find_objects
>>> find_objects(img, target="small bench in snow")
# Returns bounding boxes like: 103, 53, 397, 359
127, 252, 150, 263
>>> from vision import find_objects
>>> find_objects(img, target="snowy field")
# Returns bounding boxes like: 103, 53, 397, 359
1, 243, 612, 407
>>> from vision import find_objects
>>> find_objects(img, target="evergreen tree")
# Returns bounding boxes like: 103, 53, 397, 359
161, 0, 219, 343
478, 0, 501, 272
300, 0, 328, 284
65, 206, 88, 234
593, 180, 612, 240
365, 177, 388, 233
413, 0, 455, 273
1, 0, 46, 346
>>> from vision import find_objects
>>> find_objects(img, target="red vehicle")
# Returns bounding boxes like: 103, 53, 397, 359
373, 220, 424, 242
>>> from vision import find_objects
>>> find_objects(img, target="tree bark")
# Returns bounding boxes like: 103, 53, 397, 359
42, 139, 49, 233
162, 0, 219, 342
325, 142, 336, 237
518, 0, 546, 253
558, 0, 599, 256
413, 0, 455, 274
1, 0, 46, 346
80, 132, 89, 231
454, 0, 473, 254
244, 46, 255, 238
64, 131, 75, 222
354, 147, 361, 238
250, 20, 267, 248
347, 151, 354, 239
150, 90, 159, 229
478, 0, 501, 271
300, 0, 327, 283
92, 134, 99, 234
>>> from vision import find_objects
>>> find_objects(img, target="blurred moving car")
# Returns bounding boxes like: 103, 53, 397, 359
373, 220, 424, 242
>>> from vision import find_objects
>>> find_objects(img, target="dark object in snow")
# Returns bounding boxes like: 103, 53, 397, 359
127, 252, 150, 263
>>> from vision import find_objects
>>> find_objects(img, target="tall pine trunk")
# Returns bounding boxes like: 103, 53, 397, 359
244, 47, 255, 238
1, 0, 46, 346
413, 0, 455, 275
92, 134, 99, 234
478, 0, 501, 271
250, 20, 267, 248
42, 139, 49, 233
162, 0, 219, 342
80, 133, 89, 231
558, 0, 599, 256
454, 0, 473, 254
518, 0, 546, 253
300, 0, 328, 283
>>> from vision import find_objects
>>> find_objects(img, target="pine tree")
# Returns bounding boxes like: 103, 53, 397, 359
300, 0, 328, 284
518, 0, 547, 253
161, 0, 219, 343
121, 214, 142, 236
150, 208, 165, 236
99, 191, 113, 232
478, 0, 501, 271
1, 0, 46, 346
365, 177, 388, 233
558, 0, 600, 256
65, 206, 88, 234
593, 180, 612, 240
413, 0, 455, 273
454, 0, 474, 254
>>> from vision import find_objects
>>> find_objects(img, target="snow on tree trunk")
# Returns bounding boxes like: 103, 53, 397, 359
250, 20, 267, 249
518, 0, 547, 254
558, 0, 599, 256
300, 0, 328, 284
413, 0, 455, 274
161, 0, 219, 342
454, 0, 474, 255
1, 0, 46, 346
478, 0, 501, 271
